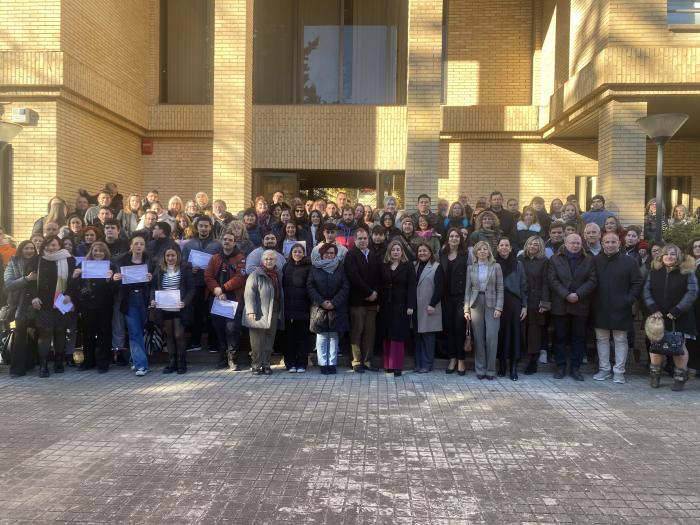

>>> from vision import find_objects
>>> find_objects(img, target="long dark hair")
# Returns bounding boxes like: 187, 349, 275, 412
441, 227, 466, 253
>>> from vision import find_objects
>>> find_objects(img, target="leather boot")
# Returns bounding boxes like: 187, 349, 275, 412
162, 353, 177, 374
53, 355, 64, 373
524, 355, 537, 375
672, 367, 688, 392
39, 359, 50, 378
509, 360, 518, 381
649, 365, 662, 388
497, 359, 507, 377
177, 351, 187, 374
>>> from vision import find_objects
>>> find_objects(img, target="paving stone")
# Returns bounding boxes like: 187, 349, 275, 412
0, 365, 699, 523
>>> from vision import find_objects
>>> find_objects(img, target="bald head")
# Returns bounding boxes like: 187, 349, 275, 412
565, 233, 583, 254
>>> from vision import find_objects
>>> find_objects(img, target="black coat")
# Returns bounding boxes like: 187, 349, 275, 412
592, 252, 643, 331
282, 258, 312, 321
439, 250, 468, 298
150, 262, 196, 325
76, 262, 118, 310
344, 247, 381, 307
518, 254, 549, 309
115, 252, 155, 314
644, 257, 698, 336
307, 264, 350, 333
379, 261, 417, 341
547, 247, 597, 316
24, 255, 78, 310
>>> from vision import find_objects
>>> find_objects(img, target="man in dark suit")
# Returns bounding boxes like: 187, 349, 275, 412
344, 226, 381, 373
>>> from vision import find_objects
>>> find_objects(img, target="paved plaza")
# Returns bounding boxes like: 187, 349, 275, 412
1, 365, 700, 524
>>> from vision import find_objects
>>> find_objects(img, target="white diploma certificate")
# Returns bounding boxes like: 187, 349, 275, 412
155, 290, 181, 309
81, 260, 110, 279
188, 250, 213, 269
211, 299, 238, 319
121, 264, 149, 284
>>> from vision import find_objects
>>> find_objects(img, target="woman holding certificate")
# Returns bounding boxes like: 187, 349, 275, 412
26, 235, 78, 378
113, 235, 153, 377
74, 241, 116, 373
150, 247, 195, 374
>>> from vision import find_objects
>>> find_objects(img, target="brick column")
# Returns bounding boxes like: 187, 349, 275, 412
213, 0, 253, 213
597, 100, 647, 225
404, 0, 443, 209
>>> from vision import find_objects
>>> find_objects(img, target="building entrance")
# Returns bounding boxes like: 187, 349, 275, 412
253, 170, 404, 209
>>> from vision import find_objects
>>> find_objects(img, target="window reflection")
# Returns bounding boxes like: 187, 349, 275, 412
254, 0, 407, 105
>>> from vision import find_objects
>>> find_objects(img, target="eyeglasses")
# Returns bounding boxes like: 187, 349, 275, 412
295, 209, 304, 213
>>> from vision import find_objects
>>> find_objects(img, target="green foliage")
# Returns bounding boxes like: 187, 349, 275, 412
664, 219, 700, 251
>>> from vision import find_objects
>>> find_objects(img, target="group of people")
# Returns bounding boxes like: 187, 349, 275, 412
0, 183, 698, 391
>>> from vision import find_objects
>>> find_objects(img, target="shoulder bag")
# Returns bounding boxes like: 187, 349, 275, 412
649, 320, 685, 356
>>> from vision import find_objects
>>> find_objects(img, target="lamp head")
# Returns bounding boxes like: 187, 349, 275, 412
637, 113, 689, 145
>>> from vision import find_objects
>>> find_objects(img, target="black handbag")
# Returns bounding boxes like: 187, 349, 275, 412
0, 327, 14, 365
649, 320, 685, 356
144, 321, 166, 356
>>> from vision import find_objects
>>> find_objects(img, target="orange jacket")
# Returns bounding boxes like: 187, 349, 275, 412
204, 249, 247, 302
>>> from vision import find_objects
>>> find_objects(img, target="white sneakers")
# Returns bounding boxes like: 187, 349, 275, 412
135, 368, 148, 377
593, 370, 625, 384
538, 350, 548, 364
288, 367, 297, 373
593, 370, 612, 381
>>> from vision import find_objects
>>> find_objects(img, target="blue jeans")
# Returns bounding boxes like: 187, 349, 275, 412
112, 296, 126, 349
125, 293, 148, 370
316, 332, 339, 366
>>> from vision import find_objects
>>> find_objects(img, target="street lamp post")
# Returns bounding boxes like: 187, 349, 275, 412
636, 113, 689, 244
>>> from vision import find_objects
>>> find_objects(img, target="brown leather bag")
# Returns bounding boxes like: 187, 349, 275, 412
464, 320, 473, 353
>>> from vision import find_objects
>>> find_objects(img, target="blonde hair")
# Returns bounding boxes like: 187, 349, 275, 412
123, 193, 144, 216
651, 243, 683, 270
384, 239, 409, 263
86, 241, 112, 261
168, 195, 184, 212
522, 235, 545, 259
472, 240, 496, 263
227, 220, 249, 240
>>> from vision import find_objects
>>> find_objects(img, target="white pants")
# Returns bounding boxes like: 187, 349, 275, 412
594, 328, 628, 374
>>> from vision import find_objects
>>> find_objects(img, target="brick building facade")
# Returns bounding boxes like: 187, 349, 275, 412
1, 0, 699, 237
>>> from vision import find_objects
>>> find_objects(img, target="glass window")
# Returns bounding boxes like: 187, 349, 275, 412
253, 0, 407, 105
160, 0, 214, 104
668, 1, 700, 24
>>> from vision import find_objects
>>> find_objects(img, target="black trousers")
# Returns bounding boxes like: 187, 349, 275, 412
163, 316, 187, 368
442, 295, 466, 360
284, 319, 310, 369
552, 314, 587, 369
212, 306, 247, 366
189, 287, 217, 349
82, 305, 113, 370
9, 320, 29, 375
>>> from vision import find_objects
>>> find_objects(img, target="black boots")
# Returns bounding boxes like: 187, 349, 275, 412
39, 359, 50, 378
524, 355, 537, 375
570, 367, 584, 381
553, 366, 566, 379
509, 360, 518, 381
497, 359, 507, 377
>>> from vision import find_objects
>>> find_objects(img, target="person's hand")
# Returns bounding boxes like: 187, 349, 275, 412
566, 293, 579, 303
63, 295, 72, 305
520, 307, 527, 321
192, 267, 199, 274
214, 286, 223, 298
25, 271, 37, 282
146, 273, 153, 282
652, 311, 663, 319
538, 307, 547, 314
667, 312, 677, 320
426, 305, 436, 315
72, 268, 82, 279
464, 309, 471, 321
247, 313, 256, 321
31, 298, 42, 310
407, 308, 414, 316
494, 310, 502, 319
178, 301, 185, 309
106, 270, 113, 281
113, 273, 122, 281
150, 299, 156, 308
367, 291, 378, 302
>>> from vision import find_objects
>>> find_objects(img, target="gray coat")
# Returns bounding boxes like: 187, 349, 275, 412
2, 256, 31, 321
242, 267, 284, 329
415, 261, 443, 333
464, 261, 504, 312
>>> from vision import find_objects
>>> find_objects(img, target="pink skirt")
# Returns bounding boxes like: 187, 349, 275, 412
383, 339, 405, 371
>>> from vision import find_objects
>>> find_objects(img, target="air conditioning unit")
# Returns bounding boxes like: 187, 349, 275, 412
11, 108, 29, 124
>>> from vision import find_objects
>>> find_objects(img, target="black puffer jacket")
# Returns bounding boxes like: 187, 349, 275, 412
283, 258, 312, 321
307, 263, 349, 333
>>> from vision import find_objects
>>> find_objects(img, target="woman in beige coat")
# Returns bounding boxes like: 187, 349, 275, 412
464, 240, 504, 379
413, 242, 443, 373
